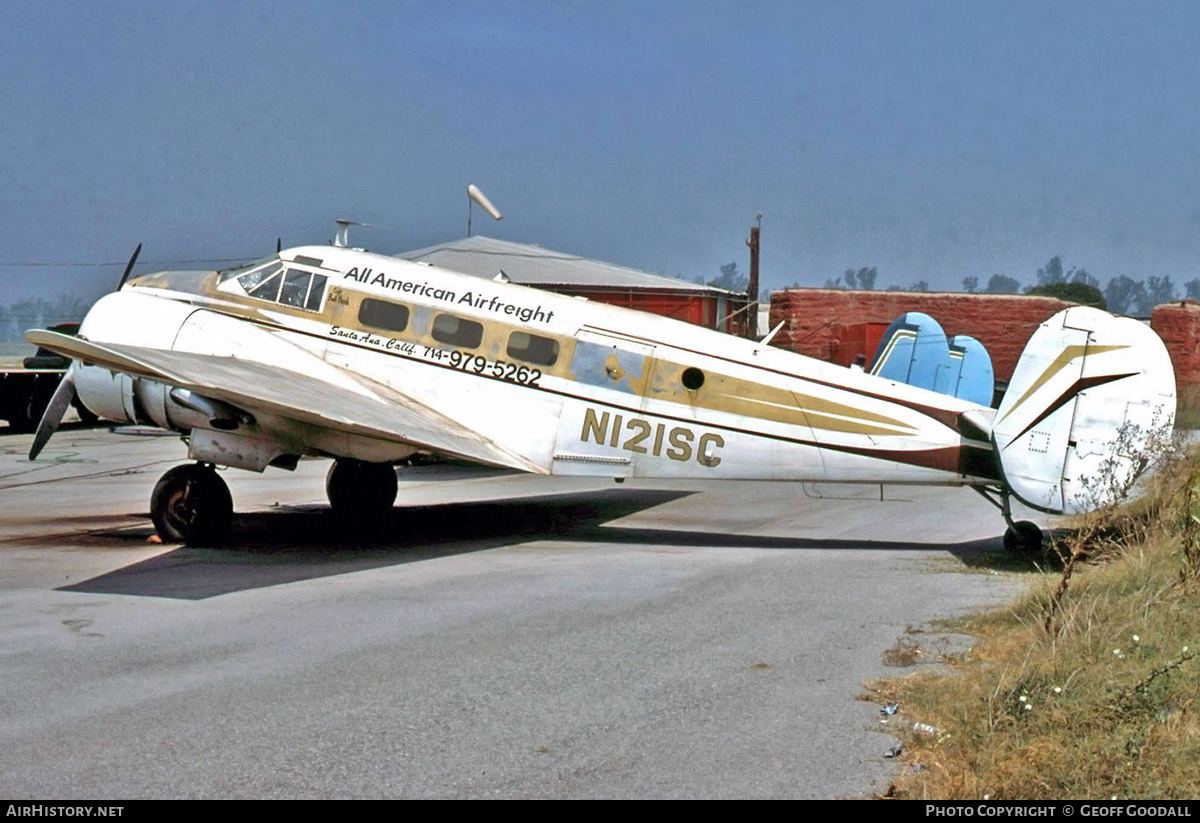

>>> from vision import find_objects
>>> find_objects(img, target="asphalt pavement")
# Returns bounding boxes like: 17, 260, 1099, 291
0, 427, 1036, 798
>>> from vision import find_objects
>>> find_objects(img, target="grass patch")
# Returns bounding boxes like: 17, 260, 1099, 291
874, 444, 1200, 800
1172, 388, 1200, 431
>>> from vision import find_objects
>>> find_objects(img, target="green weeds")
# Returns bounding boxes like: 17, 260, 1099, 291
875, 439, 1200, 800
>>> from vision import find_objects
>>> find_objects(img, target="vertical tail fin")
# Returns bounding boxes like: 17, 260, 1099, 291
869, 312, 948, 388
946, 335, 994, 407
992, 307, 1175, 514
869, 312, 995, 406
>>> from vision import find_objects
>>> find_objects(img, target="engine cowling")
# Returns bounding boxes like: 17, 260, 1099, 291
73, 291, 209, 431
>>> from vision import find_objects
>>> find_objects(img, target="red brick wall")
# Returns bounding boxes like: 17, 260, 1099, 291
769, 290, 1200, 414
1151, 302, 1200, 413
767, 289, 1074, 382
559, 288, 750, 336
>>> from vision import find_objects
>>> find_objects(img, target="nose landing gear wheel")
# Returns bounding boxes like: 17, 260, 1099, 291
150, 463, 233, 545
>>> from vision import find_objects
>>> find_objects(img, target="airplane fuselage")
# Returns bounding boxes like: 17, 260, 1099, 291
73, 245, 1002, 488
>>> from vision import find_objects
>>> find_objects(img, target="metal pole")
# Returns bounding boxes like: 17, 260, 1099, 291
746, 215, 761, 339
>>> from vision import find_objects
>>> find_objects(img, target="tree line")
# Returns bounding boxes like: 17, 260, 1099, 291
0, 296, 91, 344
778, 255, 1197, 317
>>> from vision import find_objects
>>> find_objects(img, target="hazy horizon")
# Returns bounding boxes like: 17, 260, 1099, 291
4, 1, 1199, 309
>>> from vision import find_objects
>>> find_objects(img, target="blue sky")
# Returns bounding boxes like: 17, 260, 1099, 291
3, 0, 1199, 306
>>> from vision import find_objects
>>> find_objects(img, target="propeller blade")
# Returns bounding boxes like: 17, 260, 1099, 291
116, 242, 143, 290
29, 369, 76, 461
276, 237, 282, 254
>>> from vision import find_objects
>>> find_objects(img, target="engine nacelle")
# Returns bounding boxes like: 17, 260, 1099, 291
68, 287, 418, 471
73, 292, 208, 430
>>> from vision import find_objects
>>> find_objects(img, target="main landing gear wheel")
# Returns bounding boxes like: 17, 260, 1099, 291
150, 463, 233, 545
326, 458, 398, 519
1003, 520, 1044, 554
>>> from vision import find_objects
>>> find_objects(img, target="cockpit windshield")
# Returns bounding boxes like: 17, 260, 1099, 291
242, 262, 285, 297
229, 260, 327, 312
217, 255, 279, 283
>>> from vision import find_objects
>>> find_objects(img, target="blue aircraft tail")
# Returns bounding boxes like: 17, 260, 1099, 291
868, 312, 994, 406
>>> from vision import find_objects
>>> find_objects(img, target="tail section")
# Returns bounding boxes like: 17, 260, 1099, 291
869, 312, 948, 389
993, 307, 1175, 514
870, 312, 995, 406
946, 335, 995, 407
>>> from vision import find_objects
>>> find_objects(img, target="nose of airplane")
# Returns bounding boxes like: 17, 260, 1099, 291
122, 268, 215, 294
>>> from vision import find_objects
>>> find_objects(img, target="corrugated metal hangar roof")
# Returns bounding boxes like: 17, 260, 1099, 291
397, 236, 738, 295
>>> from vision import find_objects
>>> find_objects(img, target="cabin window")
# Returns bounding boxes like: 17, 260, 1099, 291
431, 314, 484, 349
305, 274, 327, 311
507, 331, 560, 366
279, 269, 312, 308
681, 367, 705, 391
359, 298, 410, 333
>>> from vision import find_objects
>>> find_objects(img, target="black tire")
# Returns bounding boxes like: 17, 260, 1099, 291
150, 464, 233, 545
10, 381, 57, 434
22, 355, 69, 370
71, 395, 99, 425
8, 401, 38, 434
326, 458, 398, 518
1003, 520, 1043, 554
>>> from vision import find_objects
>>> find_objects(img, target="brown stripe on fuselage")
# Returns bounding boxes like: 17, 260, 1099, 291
819, 441, 1001, 480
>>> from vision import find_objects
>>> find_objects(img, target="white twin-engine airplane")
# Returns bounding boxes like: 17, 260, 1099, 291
27, 244, 1176, 551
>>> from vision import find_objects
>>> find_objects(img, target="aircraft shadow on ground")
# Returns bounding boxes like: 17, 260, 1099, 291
59, 486, 1009, 600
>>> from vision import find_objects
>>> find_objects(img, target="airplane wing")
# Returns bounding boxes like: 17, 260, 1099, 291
25, 330, 547, 474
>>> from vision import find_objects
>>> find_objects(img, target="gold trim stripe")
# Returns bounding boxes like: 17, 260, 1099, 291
997, 344, 1127, 424
714, 391, 915, 436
